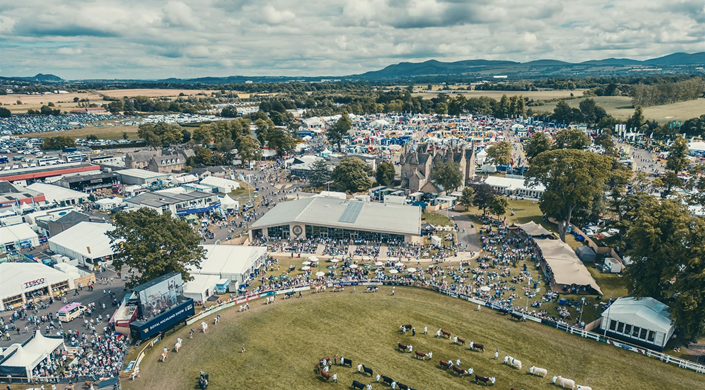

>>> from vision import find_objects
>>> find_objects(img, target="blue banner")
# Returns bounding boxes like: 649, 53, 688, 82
130, 299, 195, 340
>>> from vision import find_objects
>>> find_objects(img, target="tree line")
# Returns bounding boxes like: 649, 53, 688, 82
631, 78, 703, 107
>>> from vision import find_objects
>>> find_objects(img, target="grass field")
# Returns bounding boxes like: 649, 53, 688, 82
536, 96, 705, 122
422, 211, 453, 226
126, 287, 702, 390
18, 124, 140, 140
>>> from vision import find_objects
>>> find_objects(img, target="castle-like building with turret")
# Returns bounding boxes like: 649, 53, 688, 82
399, 143, 476, 193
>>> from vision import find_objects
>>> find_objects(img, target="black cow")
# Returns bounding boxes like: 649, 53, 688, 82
361, 365, 373, 377
398, 383, 409, 390
351, 380, 365, 390
341, 357, 353, 367
510, 312, 526, 322
381, 375, 394, 385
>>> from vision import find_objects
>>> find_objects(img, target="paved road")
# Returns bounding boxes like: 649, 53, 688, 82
0, 267, 127, 349
200, 165, 303, 245
616, 139, 664, 175
441, 210, 481, 254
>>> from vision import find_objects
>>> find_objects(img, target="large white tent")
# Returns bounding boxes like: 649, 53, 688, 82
0, 331, 65, 379
534, 239, 602, 295
191, 245, 267, 285
48, 222, 118, 266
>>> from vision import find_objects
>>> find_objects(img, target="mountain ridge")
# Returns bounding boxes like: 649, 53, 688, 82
3, 52, 704, 83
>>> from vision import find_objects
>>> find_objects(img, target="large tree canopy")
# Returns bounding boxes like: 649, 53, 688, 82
332, 157, 372, 193
553, 128, 590, 150
137, 123, 184, 147
526, 149, 612, 242
375, 162, 396, 186
327, 111, 351, 151
308, 159, 331, 188
486, 141, 513, 166
524, 132, 552, 160
108, 209, 205, 288
624, 198, 705, 336
431, 161, 463, 192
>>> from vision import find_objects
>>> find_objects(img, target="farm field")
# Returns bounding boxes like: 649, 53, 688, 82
18, 124, 140, 140
0, 92, 108, 113
536, 97, 705, 122
415, 89, 586, 100
126, 287, 701, 390
97, 88, 214, 98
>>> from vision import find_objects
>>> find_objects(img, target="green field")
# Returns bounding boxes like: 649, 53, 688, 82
535, 96, 705, 122
126, 287, 702, 390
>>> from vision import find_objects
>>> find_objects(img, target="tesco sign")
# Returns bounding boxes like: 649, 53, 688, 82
24, 278, 46, 289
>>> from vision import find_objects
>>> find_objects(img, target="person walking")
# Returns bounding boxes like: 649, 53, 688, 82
412, 327, 415, 337
241, 343, 246, 353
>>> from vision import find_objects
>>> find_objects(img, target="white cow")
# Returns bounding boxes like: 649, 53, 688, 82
529, 366, 548, 377
503, 356, 522, 370
576, 386, 592, 390
553, 376, 576, 390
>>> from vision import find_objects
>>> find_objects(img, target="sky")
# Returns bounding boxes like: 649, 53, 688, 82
1, 0, 704, 80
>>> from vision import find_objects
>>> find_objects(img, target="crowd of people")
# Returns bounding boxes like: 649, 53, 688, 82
237, 215, 595, 328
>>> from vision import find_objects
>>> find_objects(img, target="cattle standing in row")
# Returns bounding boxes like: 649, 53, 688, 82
439, 329, 452, 338
414, 350, 432, 360
340, 357, 353, 367
397, 343, 412, 353
529, 366, 548, 377
503, 356, 522, 370
452, 336, 465, 345
380, 375, 394, 385
451, 365, 467, 377
439, 360, 453, 369
357, 364, 373, 377
469, 341, 485, 352
553, 376, 576, 389
474, 375, 495, 386
351, 380, 366, 390
577, 385, 592, 390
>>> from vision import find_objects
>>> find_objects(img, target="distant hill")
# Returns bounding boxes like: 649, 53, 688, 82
0, 73, 63, 83
351, 52, 705, 81
643, 52, 705, 66
31, 73, 63, 82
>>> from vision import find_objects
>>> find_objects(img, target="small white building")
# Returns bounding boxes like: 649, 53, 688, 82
600, 297, 675, 351
0, 223, 40, 252
190, 245, 268, 288
199, 176, 241, 193
484, 175, 546, 199
183, 274, 220, 304
94, 197, 124, 212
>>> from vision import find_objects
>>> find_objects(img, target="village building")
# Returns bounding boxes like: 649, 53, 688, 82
399, 143, 475, 194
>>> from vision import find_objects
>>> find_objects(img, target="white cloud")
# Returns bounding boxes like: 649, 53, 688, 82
56, 47, 83, 55
0, 0, 702, 79
162, 1, 200, 29
257, 5, 295, 25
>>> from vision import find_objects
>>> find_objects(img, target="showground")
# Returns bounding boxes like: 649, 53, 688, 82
124, 286, 703, 390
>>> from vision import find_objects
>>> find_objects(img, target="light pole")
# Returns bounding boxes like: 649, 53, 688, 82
578, 297, 586, 328
525, 276, 532, 312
